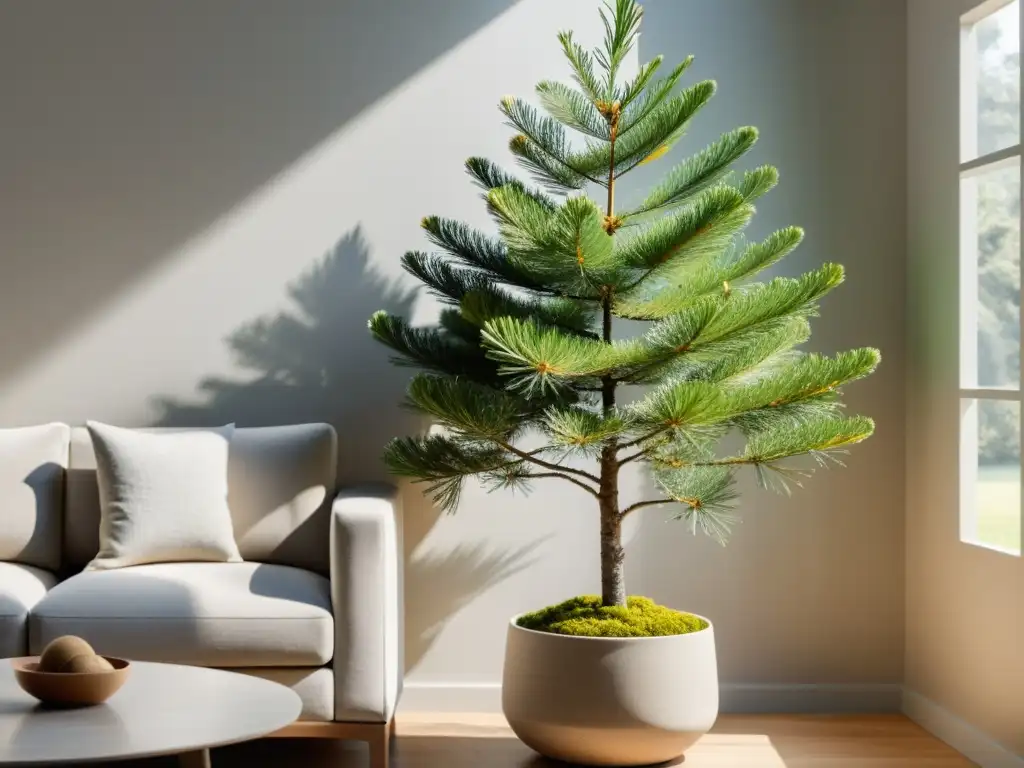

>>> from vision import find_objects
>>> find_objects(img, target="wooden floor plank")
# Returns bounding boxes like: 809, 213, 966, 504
128, 713, 977, 767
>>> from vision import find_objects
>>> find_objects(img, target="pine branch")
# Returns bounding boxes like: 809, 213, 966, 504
510, 135, 592, 193
617, 426, 671, 451
617, 55, 663, 109
479, 315, 652, 393
384, 434, 513, 512
496, 439, 600, 484
369, 311, 499, 383
487, 188, 620, 297
738, 165, 779, 201
621, 127, 759, 224
544, 406, 628, 453
615, 187, 754, 300
464, 157, 558, 210
652, 464, 739, 541
626, 380, 727, 430
621, 498, 669, 516
526, 471, 602, 497
570, 80, 717, 183
437, 308, 481, 345
460, 286, 596, 339
536, 80, 609, 140
558, 30, 604, 103
401, 251, 491, 305
617, 447, 653, 466
595, 0, 644, 96
690, 316, 810, 385
618, 56, 694, 138
501, 97, 599, 188
405, 375, 539, 440
656, 414, 876, 469
615, 226, 805, 320
421, 215, 548, 292
618, 263, 846, 388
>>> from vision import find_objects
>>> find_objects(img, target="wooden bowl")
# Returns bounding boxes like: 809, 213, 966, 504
10, 656, 131, 707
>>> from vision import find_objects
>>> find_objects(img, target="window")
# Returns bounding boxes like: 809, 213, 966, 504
960, 0, 1022, 555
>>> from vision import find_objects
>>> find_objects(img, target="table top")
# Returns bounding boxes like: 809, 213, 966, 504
0, 660, 301, 764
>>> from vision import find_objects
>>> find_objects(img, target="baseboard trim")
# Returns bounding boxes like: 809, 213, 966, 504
399, 681, 902, 715
720, 682, 903, 713
902, 689, 1024, 768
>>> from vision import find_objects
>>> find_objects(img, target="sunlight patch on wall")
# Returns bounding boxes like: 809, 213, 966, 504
0, 0, 601, 427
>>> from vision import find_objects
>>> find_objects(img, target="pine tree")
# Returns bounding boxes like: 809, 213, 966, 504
370, 0, 879, 608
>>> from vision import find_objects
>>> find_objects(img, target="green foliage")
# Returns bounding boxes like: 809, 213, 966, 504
722, 347, 881, 431
574, 80, 718, 182
405, 375, 535, 440
740, 414, 875, 464
488, 190, 618, 295
595, 0, 643, 95
619, 57, 693, 137
369, 311, 497, 383
479, 316, 637, 392
536, 80, 608, 140
615, 227, 805, 319
464, 157, 557, 211
615, 186, 754, 289
384, 434, 512, 512
623, 127, 760, 222
420, 215, 545, 291
370, 0, 881, 600
544, 406, 627, 452
627, 380, 728, 431
517, 595, 708, 637
460, 288, 594, 338
558, 30, 604, 105
653, 465, 739, 541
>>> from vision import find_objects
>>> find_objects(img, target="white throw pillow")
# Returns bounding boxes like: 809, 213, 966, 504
85, 421, 242, 570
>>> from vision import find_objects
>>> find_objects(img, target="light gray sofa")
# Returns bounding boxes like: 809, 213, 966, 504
0, 422, 402, 767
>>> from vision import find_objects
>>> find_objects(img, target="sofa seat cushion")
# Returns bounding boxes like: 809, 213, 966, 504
30, 562, 333, 667
0, 562, 56, 658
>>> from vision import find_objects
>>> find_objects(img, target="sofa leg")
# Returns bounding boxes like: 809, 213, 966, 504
368, 720, 392, 768
178, 748, 211, 768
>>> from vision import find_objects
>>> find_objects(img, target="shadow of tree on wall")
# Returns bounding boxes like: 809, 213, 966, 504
154, 227, 539, 672
154, 227, 411, 482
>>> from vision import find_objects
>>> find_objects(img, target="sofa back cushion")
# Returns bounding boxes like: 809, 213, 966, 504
65, 423, 337, 574
0, 423, 70, 572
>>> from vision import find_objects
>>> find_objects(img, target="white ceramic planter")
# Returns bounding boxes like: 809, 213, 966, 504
501, 614, 718, 766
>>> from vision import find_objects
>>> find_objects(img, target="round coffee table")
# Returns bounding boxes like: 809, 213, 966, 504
0, 660, 301, 765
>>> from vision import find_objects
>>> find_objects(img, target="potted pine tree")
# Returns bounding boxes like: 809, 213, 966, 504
370, 1, 879, 764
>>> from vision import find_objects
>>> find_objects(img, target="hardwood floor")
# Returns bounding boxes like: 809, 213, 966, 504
134, 713, 977, 767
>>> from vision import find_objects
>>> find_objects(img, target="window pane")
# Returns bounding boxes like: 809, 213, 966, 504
963, 399, 1021, 554
962, 163, 1021, 386
971, 1, 1020, 159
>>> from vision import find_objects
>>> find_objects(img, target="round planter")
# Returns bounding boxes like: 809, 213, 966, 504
501, 613, 718, 766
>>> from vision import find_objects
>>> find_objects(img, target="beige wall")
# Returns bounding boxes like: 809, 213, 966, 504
0, 0, 906, 711
907, 0, 1024, 757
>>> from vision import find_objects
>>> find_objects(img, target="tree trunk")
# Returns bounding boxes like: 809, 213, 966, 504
600, 113, 623, 608
599, 357, 624, 607
599, 484, 625, 607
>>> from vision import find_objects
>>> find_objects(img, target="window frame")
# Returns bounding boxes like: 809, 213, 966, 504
958, 0, 1023, 556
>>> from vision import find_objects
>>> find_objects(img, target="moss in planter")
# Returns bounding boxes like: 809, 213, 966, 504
516, 595, 708, 638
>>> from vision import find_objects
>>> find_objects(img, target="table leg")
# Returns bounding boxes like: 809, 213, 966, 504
178, 748, 212, 768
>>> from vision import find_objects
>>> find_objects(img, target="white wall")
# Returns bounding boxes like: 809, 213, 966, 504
0, 0, 906, 712
906, 0, 1024, 761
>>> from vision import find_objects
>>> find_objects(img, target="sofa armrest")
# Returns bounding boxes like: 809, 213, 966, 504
330, 484, 403, 723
